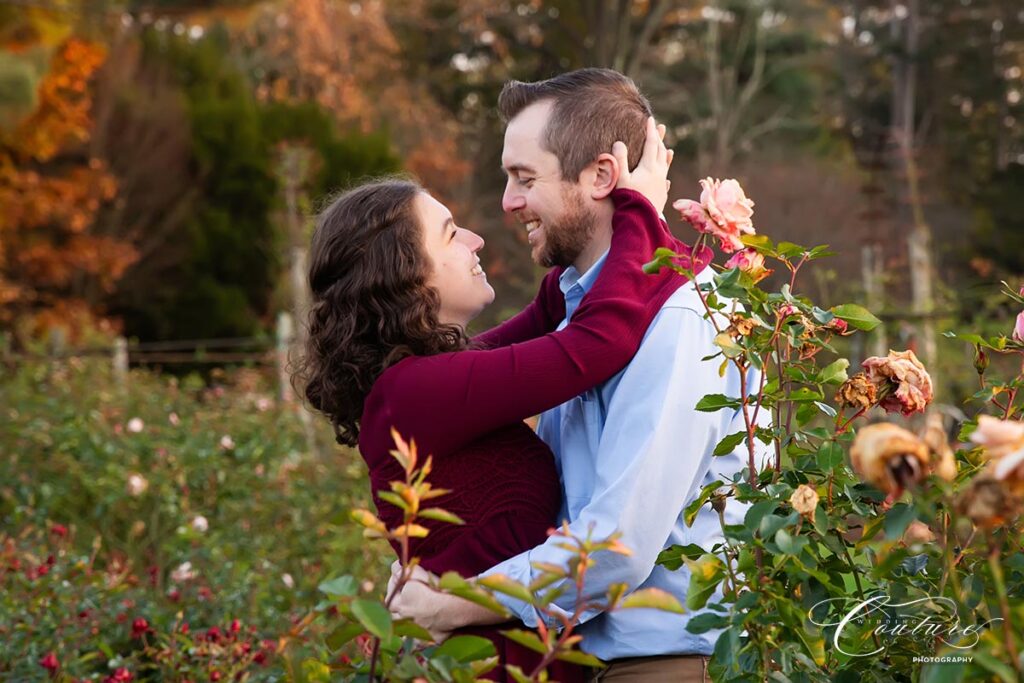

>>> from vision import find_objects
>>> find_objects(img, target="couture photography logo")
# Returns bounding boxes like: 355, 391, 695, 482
808, 593, 1003, 659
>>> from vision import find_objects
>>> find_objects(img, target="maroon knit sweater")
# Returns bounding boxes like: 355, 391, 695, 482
358, 189, 710, 681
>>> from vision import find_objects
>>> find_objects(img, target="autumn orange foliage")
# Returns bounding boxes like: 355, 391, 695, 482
0, 37, 135, 342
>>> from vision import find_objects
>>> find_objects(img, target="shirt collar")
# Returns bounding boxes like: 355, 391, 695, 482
558, 248, 611, 297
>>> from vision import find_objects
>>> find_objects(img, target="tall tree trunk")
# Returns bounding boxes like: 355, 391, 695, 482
892, 0, 937, 371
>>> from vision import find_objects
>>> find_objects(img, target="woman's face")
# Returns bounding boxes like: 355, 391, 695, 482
416, 192, 495, 327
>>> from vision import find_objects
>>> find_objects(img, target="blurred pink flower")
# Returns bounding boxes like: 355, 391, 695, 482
126, 417, 144, 433
219, 435, 235, 450
168, 412, 180, 426
724, 248, 772, 283
861, 349, 934, 416
126, 473, 149, 497
971, 415, 1024, 460
171, 561, 195, 583
1014, 311, 1024, 342
191, 515, 209, 533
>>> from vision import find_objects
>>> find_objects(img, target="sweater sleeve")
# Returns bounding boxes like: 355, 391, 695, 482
363, 188, 710, 458
472, 268, 566, 349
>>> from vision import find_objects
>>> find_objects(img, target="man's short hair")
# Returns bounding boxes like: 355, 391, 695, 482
497, 68, 653, 182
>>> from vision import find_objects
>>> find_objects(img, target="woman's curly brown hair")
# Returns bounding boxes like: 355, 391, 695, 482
292, 179, 469, 446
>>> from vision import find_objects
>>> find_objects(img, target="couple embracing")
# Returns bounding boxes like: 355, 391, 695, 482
298, 68, 770, 682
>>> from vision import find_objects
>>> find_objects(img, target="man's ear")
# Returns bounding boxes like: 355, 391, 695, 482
588, 152, 621, 200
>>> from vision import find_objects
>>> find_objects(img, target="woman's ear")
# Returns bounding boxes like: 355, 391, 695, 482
588, 152, 620, 200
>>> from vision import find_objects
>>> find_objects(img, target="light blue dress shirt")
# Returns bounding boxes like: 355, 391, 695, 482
482, 250, 773, 660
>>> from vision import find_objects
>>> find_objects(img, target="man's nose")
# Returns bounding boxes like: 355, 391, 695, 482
502, 182, 525, 213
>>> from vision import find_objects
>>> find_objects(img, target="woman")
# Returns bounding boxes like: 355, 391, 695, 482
295, 122, 707, 680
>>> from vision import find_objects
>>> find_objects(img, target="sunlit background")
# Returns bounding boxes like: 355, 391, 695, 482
2, 0, 1023, 677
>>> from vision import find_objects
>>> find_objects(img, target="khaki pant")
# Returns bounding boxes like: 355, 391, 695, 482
591, 655, 710, 682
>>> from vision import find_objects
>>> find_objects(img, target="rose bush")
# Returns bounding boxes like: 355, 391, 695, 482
0, 358, 383, 680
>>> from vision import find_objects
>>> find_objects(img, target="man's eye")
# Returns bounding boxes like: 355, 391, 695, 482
519, 177, 534, 186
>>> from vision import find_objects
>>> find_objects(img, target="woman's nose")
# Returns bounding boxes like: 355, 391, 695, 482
457, 228, 485, 252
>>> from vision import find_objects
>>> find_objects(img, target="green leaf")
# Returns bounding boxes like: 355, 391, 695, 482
318, 575, 358, 597
774, 528, 809, 556
394, 618, 434, 641
744, 499, 778, 534
656, 543, 707, 571
713, 431, 748, 456
438, 572, 511, 616
787, 387, 824, 402
619, 587, 685, 614
818, 358, 850, 385
505, 665, 533, 683
685, 612, 729, 634
816, 442, 844, 472
326, 621, 364, 651
831, 304, 881, 331
920, 660, 967, 683
970, 650, 1016, 683
777, 241, 806, 258
477, 574, 534, 604
883, 503, 917, 540
683, 554, 726, 610
695, 394, 741, 412
498, 629, 547, 654
434, 635, 497, 662
554, 649, 605, 668
418, 507, 466, 525
350, 598, 392, 640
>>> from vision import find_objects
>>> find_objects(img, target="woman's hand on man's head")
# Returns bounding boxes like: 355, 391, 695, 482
613, 116, 673, 214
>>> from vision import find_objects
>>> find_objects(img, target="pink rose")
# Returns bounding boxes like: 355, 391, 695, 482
861, 349, 934, 416
672, 198, 711, 233
1014, 311, 1024, 342
699, 177, 756, 253
724, 248, 772, 283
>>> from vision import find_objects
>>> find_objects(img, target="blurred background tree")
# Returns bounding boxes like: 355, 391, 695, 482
0, 0, 1020, 384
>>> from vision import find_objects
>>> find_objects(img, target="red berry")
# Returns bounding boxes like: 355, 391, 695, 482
180, 622, 189, 634
36, 564, 49, 577
38, 652, 59, 672
206, 626, 222, 643
51, 524, 68, 537
210, 672, 222, 682
131, 617, 149, 637
46, 554, 55, 566
229, 618, 241, 633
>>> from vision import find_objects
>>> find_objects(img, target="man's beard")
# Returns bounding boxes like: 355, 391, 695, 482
537, 185, 598, 268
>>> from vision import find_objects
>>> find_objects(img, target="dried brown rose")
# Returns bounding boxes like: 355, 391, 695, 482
850, 422, 930, 497
861, 349, 934, 416
836, 372, 878, 411
957, 473, 1023, 529
789, 484, 820, 518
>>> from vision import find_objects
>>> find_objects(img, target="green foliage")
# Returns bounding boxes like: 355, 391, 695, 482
0, 358, 378, 679
115, 27, 399, 344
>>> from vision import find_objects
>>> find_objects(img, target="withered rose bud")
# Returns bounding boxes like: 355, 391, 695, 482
789, 484, 819, 518
922, 412, 958, 482
836, 372, 877, 411
850, 422, 930, 497
727, 314, 756, 338
900, 520, 936, 545
957, 474, 1023, 529
861, 349, 934, 416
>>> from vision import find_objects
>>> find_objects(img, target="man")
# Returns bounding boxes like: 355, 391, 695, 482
393, 68, 770, 682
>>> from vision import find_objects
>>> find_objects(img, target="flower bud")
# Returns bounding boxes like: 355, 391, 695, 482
973, 345, 989, 374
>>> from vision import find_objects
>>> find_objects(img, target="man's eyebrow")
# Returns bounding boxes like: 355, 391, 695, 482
442, 216, 454, 234
502, 163, 537, 175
